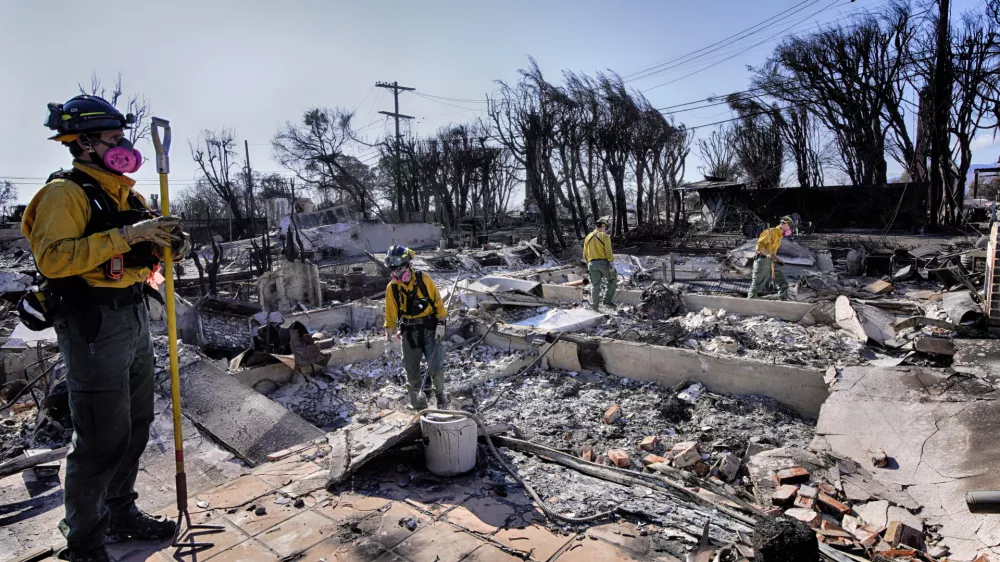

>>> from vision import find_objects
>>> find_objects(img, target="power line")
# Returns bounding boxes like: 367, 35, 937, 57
625, 0, 825, 83
643, 0, 847, 92
414, 92, 485, 113
417, 92, 490, 104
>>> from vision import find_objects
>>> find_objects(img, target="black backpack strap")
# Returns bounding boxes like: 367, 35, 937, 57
391, 283, 402, 317
413, 272, 438, 322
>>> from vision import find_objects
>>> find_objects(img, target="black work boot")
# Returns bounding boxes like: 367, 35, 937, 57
58, 545, 111, 562
435, 392, 450, 409
107, 508, 176, 543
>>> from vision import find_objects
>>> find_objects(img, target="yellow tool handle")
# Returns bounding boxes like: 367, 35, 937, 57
152, 118, 185, 482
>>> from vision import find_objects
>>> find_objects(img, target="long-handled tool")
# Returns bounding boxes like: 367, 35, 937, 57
152, 117, 224, 551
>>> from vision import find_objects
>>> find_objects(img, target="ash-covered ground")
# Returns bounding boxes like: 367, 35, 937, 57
267, 335, 813, 547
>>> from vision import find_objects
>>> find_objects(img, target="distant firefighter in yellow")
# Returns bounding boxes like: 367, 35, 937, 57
747, 216, 794, 301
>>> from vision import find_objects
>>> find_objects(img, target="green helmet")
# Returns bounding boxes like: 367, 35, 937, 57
596, 216, 611, 228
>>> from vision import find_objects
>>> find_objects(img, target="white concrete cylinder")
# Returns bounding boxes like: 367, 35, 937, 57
420, 414, 477, 477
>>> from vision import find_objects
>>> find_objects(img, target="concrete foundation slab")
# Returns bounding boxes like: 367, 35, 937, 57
816, 364, 1000, 560
476, 325, 828, 418
169, 359, 325, 466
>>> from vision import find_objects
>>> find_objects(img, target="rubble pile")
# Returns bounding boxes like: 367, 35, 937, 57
745, 446, 937, 560
603, 306, 872, 368
264, 343, 531, 429
474, 372, 812, 539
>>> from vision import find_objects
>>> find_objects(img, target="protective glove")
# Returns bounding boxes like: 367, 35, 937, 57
172, 229, 192, 260
122, 216, 182, 248
435, 323, 446, 342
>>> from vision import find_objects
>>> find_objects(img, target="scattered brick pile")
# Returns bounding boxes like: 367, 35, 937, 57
759, 463, 933, 559
586, 403, 744, 484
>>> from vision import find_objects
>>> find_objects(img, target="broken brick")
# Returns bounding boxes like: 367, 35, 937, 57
820, 518, 849, 534
870, 448, 888, 468
639, 436, 659, 451
670, 441, 701, 468
715, 452, 741, 482
641, 454, 669, 466
785, 507, 821, 528
885, 521, 923, 549
581, 444, 594, 463
602, 405, 622, 424
798, 484, 818, 499
817, 483, 837, 496
794, 495, 816, 510
775, 466, 810, 485
693, 461, 710, 478
853, 523, 885, 547
817, 492, 850, 516
608, 449, 630, 468
841, 515, 862, 534
866, 280, 893, 295
771, 484, 798, 507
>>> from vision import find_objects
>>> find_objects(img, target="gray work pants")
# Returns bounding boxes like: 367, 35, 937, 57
54, 301, 155, 550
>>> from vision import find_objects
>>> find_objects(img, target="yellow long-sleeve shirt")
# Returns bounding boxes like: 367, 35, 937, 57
583, 229, 614, 262
383, 271, 447, 329
754, 226, 785, 259
21, 161, 152, 288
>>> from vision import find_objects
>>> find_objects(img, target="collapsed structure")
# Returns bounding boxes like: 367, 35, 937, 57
3, 203, 1000, 562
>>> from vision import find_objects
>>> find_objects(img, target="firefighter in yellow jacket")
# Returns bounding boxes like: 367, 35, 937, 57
383, 245, 449, 409
22, 95, 189, 562
583, 217, 617, 311
748, 216, 794, 301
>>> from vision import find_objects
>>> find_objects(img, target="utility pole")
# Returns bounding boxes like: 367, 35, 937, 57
376, 81, 415, 221
244, 140, 254, 238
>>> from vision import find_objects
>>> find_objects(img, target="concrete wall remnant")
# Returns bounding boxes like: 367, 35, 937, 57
297, 222, 443, 258
258, 260, 323, 312
478, 325, 828, 418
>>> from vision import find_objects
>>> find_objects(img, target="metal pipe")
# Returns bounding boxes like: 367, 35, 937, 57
967, 491, 1000, 513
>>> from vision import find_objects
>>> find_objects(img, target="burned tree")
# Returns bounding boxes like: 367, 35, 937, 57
78, 71, 152, 144
776, 106, 826, 188
698, 126, 739, 180
729, 97, 784, 190
190, 129, 246, 239
595, 74, 640, 237
272, 108, 373, 219
752, 6, 918, 187
486, 58, 566, 250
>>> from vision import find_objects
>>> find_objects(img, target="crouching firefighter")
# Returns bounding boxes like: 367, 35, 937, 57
19, 95, 191, 562
383, 245, 449, 410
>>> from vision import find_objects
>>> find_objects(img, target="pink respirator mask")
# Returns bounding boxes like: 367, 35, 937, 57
95, 137, 143, 174
392, 268, 412, 283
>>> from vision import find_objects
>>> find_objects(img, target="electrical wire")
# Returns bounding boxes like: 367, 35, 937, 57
644, 0, 846, 92
623, 0, 823, 81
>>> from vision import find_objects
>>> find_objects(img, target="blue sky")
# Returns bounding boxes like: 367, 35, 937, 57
2, 0, 996, 204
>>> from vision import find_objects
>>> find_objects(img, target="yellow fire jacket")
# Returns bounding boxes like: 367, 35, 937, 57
383, 271, 447, 329
755, 226, 785, 259
583, 230, 614, 262
21, 161, 154, 288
